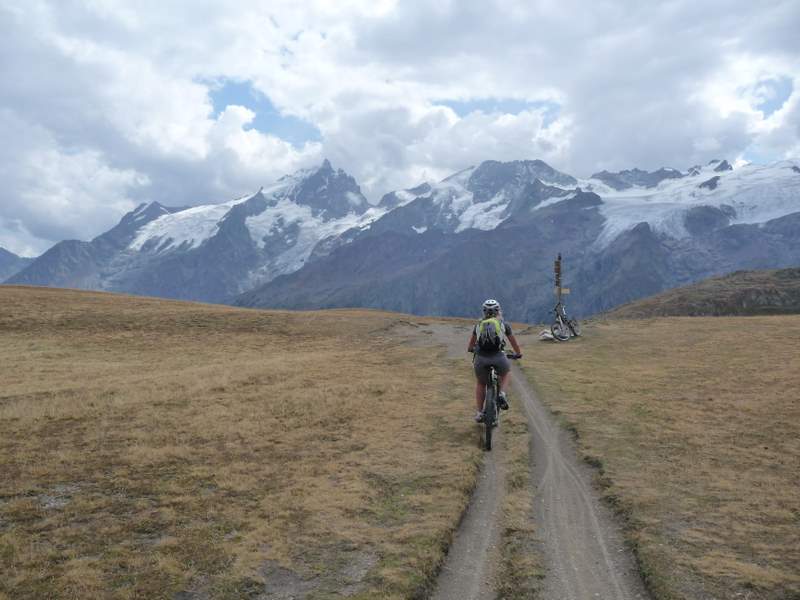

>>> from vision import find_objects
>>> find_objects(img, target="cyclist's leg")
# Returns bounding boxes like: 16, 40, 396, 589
499, 370, 511, 393
473, 355, 490, 411
496, 354, 512, 393
475, 380, 486, 411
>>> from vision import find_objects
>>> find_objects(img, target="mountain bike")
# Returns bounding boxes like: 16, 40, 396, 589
551, 301, 581, 341
476, 353, 520, 451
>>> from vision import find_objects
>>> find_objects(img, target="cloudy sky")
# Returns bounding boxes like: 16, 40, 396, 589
1, 0, 798, 255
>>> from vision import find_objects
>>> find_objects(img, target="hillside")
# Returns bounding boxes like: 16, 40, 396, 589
606, 267, 800, 317
0, 286, 479, 599
0, 247, 33, 281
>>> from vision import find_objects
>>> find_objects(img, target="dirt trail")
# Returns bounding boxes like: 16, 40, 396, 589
409, 321, 503, 600
512, 366, 649, 599
424, 323, 649, 600
430, 440, 505, 600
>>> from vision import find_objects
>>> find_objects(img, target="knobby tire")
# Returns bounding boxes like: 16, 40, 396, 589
567, 318, 581, 337
551, 320, 570, 341
484, 386, 497, 451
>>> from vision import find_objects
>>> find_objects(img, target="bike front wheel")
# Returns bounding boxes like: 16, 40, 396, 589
551, 320, 571, 341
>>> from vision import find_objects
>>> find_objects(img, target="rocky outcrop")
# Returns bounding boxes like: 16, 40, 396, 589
591, 167, 684, 190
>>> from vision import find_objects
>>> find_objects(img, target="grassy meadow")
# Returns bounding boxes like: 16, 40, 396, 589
516, 317, 800, 599
0, 286, 480, 600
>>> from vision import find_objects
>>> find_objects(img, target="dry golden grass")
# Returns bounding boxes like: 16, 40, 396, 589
498, 406, 542, 599
517, 317, 800, 600
0, 286, 480, 599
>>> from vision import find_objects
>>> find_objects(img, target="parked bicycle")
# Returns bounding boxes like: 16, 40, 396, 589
551, 301, 581, 341
475, 352, 520, 451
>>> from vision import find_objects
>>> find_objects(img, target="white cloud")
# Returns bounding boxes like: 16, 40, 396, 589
0, 109, 148, 254
0, 0, 798, 254
206, 105, 323, 187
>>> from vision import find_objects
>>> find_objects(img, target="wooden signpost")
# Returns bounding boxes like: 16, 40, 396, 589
554, 253, 570, 301
547, 252, 581, 341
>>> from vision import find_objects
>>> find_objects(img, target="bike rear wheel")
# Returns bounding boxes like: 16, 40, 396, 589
567, 318, 581, 337
483, 387, 497, 451
551, 320, 571, 341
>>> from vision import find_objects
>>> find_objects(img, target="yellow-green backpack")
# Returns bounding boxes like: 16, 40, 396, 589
476, 317, 505, 352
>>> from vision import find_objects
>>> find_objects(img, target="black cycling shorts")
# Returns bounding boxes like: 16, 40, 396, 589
473, 352, 510, 384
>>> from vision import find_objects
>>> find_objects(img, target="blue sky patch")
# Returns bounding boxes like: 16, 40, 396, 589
208, 79, 321, 147
742, 147, 780, 165
437, 98, 561, 125
755, 76, 793, 117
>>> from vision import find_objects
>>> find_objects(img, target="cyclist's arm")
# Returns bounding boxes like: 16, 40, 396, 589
507, 334, 522, 356
467, 332, 477, 353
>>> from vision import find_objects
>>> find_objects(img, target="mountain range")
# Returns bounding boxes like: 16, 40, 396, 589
5, 157, 800, 321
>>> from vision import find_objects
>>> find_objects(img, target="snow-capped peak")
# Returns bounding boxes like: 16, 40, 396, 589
372, 159, 579, 234
593, 160, 800, 247
269, 160, 369, 219
130, 201, 171, 223
128, 193, 257, 252
379, 182, 433, 210
127, 161, 372, 255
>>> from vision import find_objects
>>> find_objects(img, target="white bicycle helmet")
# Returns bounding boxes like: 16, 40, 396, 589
481, 298, 501, 317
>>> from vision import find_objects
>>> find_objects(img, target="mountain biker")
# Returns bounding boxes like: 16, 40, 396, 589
467, 299, 523, 422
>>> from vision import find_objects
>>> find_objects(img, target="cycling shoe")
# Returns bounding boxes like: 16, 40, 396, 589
497, 392, 509, 410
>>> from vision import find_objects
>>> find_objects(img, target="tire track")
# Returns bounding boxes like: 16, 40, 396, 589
429, 435, 505, 600
512, 365, 650, 599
